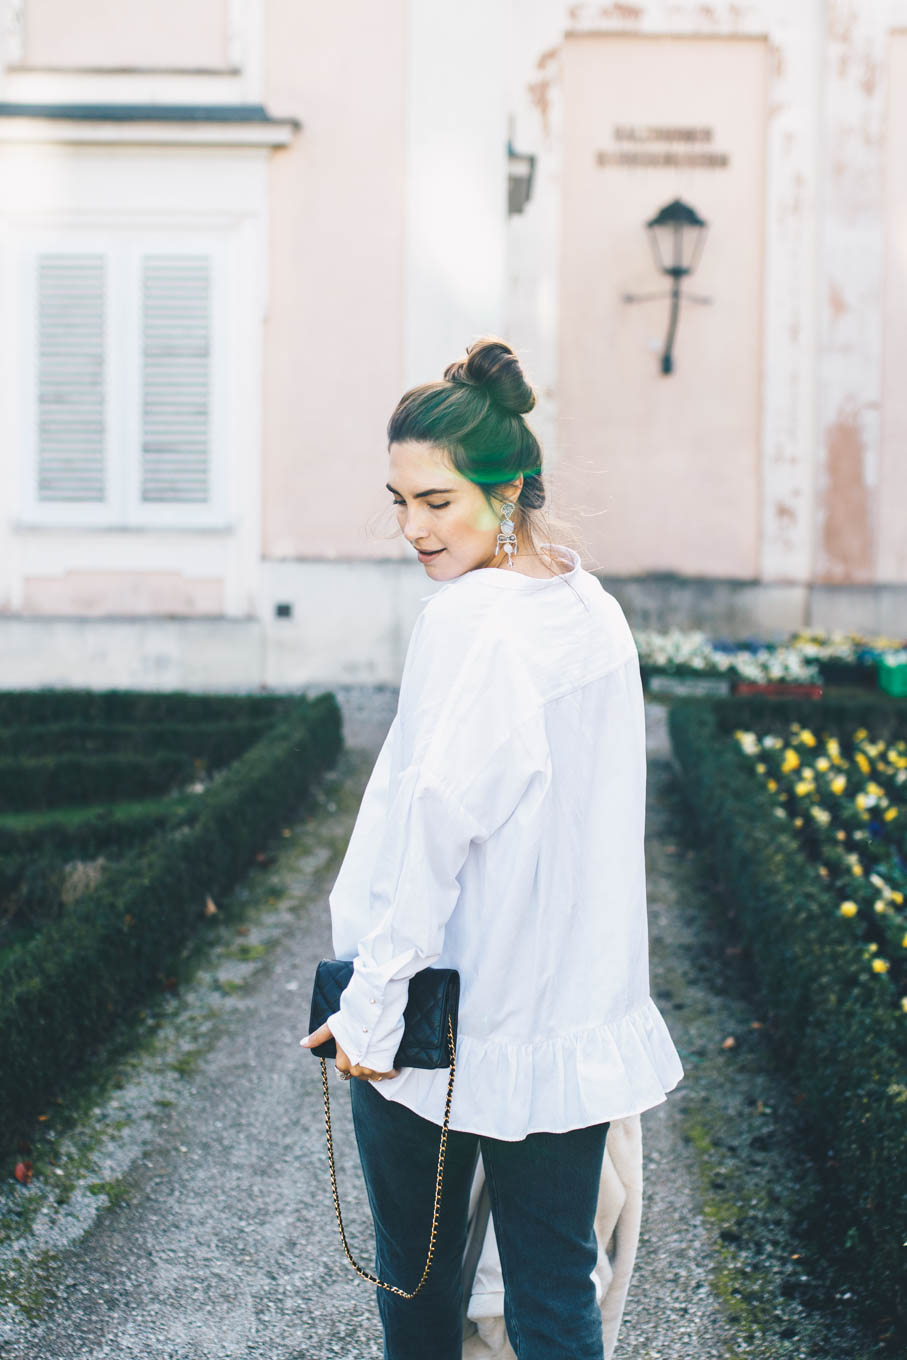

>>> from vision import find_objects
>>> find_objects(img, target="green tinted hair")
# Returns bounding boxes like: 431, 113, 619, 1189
386, 337, 546, 516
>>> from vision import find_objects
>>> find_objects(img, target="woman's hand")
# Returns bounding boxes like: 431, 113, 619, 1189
300, 1022, 399, 1082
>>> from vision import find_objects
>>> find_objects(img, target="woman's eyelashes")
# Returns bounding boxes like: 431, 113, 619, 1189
392, 499, 450, 510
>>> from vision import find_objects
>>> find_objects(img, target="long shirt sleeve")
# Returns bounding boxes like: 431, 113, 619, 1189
326, 590, 551, 1071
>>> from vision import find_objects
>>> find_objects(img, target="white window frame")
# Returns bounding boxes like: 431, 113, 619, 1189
20, 224, 230, 530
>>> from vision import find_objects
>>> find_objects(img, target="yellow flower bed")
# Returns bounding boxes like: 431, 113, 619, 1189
733, 722, 907, 1016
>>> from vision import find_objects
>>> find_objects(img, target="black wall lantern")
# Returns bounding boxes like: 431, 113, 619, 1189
623, 197, 711, 375
508, 139, 536, 216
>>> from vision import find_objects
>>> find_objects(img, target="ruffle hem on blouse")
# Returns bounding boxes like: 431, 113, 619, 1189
371, 994, 685, 1141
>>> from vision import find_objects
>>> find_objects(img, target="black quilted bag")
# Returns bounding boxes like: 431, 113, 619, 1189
306, 958, 460, 1299
307, 958, 459, 1068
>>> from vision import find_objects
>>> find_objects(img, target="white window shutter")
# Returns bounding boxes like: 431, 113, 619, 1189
36, 254, 107, 503
141, 254, 211, 504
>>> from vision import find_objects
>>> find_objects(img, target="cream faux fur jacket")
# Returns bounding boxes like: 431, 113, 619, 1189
461, 1114, 643, 1360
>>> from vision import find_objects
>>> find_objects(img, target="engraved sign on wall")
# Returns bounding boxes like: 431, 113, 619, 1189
596, 126, 731, 169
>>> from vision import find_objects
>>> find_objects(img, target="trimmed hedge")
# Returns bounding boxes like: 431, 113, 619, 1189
0, 691, 342, 1147
0, 689, 292, 726
0, 751, 196, 814
0, 796, 201, 860
717, 689, 905, 738
669, 696, 907, 1341
0, 719, 280, 813
0, 718, 274, 761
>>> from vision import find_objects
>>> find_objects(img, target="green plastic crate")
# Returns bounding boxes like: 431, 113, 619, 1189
877, 656, 907, 696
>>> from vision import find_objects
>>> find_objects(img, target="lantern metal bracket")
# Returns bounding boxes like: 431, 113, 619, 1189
622, 197, 711, 375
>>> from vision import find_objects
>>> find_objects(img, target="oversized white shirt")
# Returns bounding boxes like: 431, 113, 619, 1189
327, 544, 684, 1140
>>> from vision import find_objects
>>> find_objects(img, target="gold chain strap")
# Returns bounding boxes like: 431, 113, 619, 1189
318, 1015, 457, 1299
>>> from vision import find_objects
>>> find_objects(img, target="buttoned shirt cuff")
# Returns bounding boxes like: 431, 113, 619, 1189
327, 972, 409, 1071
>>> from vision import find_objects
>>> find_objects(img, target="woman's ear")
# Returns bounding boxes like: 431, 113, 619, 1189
501, 476, 523, 506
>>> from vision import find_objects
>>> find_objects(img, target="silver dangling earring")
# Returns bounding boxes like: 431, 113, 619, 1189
496, 501, 518, 568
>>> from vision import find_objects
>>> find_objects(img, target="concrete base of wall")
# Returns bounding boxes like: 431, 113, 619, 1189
602, 573, 907, 642
0, 617, 266, 692
0, 566, 903, 694
0, 561, 437, 692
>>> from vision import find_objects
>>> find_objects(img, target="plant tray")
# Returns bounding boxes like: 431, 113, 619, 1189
877, 658, 907, 697
818, 660, 878, 688
732, 682, 824, 699
647, 673, 733, 698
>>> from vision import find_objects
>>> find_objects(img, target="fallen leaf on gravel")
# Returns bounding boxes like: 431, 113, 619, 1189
14, 1161, 33, 1184
37, 1114, 49, 1121
751, 1020, 764, 1029
721, 1035, 737, 1049
204, 895, 218, 917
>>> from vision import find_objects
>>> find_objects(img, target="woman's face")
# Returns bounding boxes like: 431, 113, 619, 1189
387, 440, 521, 580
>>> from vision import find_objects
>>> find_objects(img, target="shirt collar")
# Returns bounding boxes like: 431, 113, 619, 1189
421, 544, 581, 600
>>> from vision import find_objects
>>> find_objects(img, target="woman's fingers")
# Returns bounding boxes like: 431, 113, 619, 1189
299, 1026, 397, 1081
299, 1021, 333, 1049
349, 1065, 400, 1082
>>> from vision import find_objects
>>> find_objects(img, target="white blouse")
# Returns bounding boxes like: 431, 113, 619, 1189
326, 544, 684, 1140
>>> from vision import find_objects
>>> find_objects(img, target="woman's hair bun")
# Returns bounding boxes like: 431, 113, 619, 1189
443, 336, 537, 416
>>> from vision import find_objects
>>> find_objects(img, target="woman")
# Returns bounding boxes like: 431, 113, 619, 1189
303, 337, 684, 1360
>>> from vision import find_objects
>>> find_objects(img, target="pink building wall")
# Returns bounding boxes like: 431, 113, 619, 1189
261, 0, 408, 563
554, 33, 767, 579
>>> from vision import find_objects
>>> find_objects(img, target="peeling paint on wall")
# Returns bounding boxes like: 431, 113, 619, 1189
566, 0, 642, 25
828, 280, 849, 321
772, 497, 799, 552
819, 404, 873, 582
827, 1, 856, 47
527, 77, 552, 137
597, 2, 644, 20
774, 498, 797, 525
528, 46, 561, 139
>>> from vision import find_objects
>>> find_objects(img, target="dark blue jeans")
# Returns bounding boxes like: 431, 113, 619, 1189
350, 1077, 610, 1360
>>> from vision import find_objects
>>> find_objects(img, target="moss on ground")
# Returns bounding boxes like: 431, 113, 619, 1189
86, 1179, 131, 1209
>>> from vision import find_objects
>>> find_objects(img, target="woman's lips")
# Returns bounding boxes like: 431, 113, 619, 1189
417, 548, 445, 560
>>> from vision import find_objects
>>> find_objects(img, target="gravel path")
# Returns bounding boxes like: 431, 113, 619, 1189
0, 689, 882, 1359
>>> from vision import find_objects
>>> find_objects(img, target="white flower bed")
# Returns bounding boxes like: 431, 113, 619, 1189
632, 628, 822, 684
